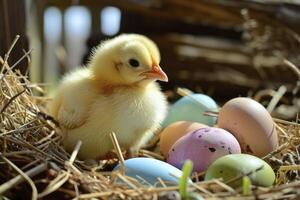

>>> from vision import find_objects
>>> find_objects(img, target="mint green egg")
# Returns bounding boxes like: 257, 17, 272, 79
162, 94, 218, 128
204, 154, 275, 188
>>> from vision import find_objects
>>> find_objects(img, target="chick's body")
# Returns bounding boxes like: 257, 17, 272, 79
49, 34, 168, 159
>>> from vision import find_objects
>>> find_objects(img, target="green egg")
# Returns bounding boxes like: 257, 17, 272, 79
204, 154, 275, 188
162, 94, 218, 128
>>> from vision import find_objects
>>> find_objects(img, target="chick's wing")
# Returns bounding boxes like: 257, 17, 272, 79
49, 68, 95, 129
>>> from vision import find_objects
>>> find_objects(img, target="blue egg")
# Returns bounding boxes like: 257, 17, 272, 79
162, 94, 218, 128
113, 157, 189, 187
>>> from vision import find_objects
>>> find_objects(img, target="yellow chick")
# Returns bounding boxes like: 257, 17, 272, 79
48, 34, 168, 160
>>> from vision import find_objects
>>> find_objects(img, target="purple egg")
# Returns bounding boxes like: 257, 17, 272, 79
167, 127, 241, 172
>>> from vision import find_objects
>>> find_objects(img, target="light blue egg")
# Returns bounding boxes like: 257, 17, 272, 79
113, 157, 190, 187
162, 94, 218, 128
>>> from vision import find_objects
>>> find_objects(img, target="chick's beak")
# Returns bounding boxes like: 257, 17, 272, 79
143, 63, 168, 82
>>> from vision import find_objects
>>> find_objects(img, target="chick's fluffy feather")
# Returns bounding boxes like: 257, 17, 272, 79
48, 34, 168, 159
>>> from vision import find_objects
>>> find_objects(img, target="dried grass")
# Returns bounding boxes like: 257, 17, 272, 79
0, 34, 299, 199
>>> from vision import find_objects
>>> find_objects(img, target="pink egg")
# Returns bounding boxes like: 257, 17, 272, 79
217, 97, 278, 157
160, 121, 208, 158
167, 127, 241, 172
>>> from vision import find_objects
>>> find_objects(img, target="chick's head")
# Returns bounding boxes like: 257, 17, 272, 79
90, 34, 168, 85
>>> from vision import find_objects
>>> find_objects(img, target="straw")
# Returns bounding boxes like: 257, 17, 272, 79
110, 132, 125, 174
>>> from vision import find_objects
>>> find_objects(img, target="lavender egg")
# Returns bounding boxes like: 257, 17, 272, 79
167, 127, 241, 172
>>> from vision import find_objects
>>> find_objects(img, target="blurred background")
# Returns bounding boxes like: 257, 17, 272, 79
0, 0, 299, 119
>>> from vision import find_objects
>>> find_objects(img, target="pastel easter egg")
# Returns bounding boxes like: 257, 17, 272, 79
162, 94, 218, 128
113, 157, 191, 186
167, 127, 241, 172
160, 121, 208, 157
205, 154, 275, 188
217, 97, 278, 157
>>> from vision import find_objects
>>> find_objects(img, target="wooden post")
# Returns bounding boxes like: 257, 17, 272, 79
0, 0, 29, 74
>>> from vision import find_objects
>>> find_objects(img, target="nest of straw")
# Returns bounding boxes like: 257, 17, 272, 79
0, 50, 299, 200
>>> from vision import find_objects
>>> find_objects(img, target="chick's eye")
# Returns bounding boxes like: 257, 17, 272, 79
128, 59, 140, 68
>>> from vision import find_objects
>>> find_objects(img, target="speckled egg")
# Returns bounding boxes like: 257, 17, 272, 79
113, 157, 191, 187
162, 94, 218, 128
160, 121, 208, 157
167, 127, 241, 172
204, 154, 275, 188
217, 97, 278, 157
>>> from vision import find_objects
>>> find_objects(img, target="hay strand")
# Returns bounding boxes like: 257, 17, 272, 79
0, 156, 38, 200
109, 132, 125, 174
0, 162, 47, 195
